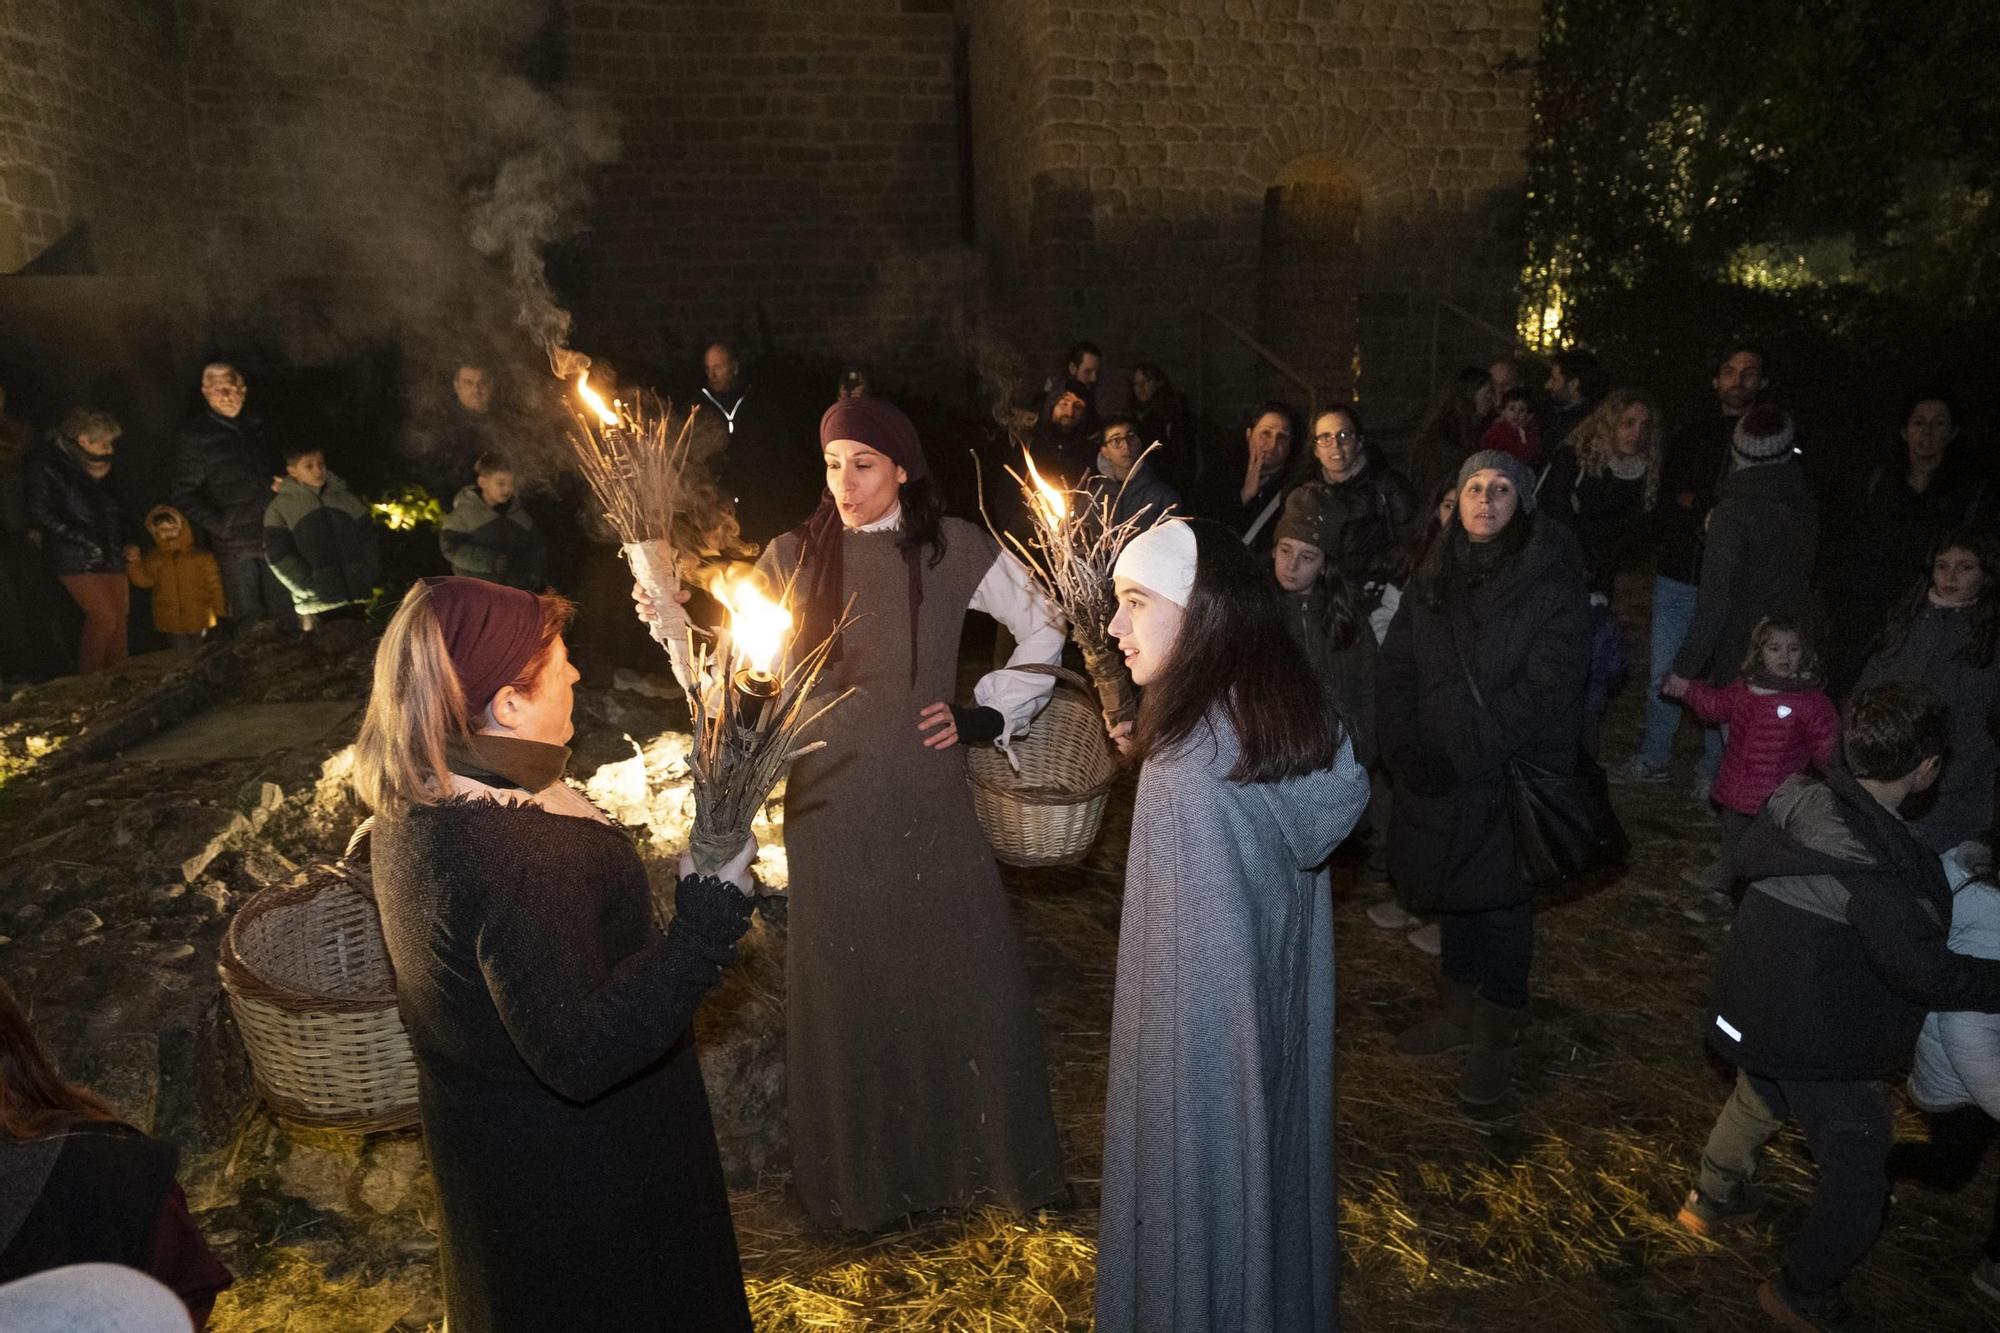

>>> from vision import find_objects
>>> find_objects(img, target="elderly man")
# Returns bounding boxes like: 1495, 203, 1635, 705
418, 361, 501, 497
171, 363, 296, 632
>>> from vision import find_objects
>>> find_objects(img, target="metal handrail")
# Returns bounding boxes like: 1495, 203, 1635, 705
1190, 305, 1318, 428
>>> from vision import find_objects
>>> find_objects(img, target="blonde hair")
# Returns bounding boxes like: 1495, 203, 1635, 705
1737, 615, 1821, 683
352, 582, 577, 814
352, 582, 472, 815
1569, 388, 1663, 510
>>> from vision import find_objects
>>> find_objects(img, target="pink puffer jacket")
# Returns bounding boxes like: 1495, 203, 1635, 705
1683, 679, 1840, 816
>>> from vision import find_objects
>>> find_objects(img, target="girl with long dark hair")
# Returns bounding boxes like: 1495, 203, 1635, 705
1095, 519, 1367, 1333
755, 395, 1067, 1232
1856, 527, 2000, 850
1378, 450, 1591, 1107
0, 980, 232, 1326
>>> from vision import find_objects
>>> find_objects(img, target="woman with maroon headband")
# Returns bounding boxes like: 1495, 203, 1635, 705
755, 395, 1069, 1232
356, 577, 758, 1332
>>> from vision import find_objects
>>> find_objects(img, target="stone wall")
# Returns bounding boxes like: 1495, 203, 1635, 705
562, 0, 968, 379
965, 0, 1540, 432
0, 0, 190, 274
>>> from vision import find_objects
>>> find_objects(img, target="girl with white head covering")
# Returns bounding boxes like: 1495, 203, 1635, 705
1096, 518, 1369, 1333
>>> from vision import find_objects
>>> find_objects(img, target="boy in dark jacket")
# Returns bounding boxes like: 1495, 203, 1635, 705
263, 446, 381, 630
1677, 681, 2000, 1330
439, 454, 548, 591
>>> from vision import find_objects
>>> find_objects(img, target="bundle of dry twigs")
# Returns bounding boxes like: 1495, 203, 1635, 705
683, 591, 853, 875
563, 373, 700, 688
978, 446, 1168, 728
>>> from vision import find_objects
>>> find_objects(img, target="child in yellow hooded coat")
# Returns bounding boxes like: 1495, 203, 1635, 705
127, 504, 226, 646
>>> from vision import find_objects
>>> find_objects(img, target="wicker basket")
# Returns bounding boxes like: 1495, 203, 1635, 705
967, 664, 1119, 867
217, 822, 419, 1132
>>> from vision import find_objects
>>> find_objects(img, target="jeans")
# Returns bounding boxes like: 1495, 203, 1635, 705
1439, 900, 1534, 1009
1696, 1071, 1891, 1296
1639, 576, 1723, 780
219, 553, 299, 631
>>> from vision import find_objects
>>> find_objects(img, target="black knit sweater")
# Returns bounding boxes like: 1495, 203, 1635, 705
372, 792, 755, 1332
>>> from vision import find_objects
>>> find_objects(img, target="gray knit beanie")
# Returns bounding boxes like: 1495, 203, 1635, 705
1457, 449, 1538, 513
1732, 405, 1795, 463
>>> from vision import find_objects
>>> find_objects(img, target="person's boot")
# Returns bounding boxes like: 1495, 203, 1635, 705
1394, 976, 1477, 1057
1458, 996, 1530, 1106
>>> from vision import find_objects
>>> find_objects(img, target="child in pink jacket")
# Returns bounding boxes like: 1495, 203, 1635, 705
1664, 616, 1839, 916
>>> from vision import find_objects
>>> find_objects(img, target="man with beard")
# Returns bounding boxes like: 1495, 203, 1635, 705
1612, 343, 1767, 797
1030, 380, 1095, 487
698, 341, 813, 549
171, 363, 296, 633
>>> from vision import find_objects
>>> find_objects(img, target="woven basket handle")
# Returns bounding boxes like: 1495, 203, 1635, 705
989, 661, 1095, 696
343, 817, 376, 865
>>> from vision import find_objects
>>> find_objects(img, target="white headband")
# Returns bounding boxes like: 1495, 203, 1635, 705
1113, 520, 1198, 607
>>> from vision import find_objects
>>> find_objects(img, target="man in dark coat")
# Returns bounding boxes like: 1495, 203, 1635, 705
1678, 682, 2000, 1329
171, 363, 296, 632
1614, 343, 1764, 789
1082, 414, 1178, 529
695, 341, 814, 548
1288, 431, 1417, 617
1666, 405, 1818, 694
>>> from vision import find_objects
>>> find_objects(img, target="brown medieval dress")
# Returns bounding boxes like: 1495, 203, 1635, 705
759, 515, 1067, 1230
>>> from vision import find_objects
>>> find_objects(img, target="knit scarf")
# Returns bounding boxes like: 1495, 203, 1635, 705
794, 495, 924, 684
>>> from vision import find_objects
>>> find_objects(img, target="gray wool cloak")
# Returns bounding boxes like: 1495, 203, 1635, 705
1096, 716, 1368, 1333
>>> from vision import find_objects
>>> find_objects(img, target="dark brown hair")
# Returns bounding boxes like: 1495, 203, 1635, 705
1874, 526, 1999, 671
1843, 680, 1948, 781
1132, 520, 1343, 783
0, 980, 119, 1140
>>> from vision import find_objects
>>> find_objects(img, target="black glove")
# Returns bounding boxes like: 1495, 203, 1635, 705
1391, 745, 1456, 798
950, 704, 1006, 747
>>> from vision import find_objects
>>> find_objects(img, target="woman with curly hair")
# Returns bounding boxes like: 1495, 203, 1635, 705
1538, 389, 1663, 753
1856, 527, 2000, 850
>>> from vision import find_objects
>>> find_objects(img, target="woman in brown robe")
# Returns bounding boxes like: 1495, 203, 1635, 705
757, 396, 1067, 1230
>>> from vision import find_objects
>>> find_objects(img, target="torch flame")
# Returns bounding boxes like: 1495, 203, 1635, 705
1022, 449, 1068, 525
576, 372, 620, 428
710, 575, 791, 676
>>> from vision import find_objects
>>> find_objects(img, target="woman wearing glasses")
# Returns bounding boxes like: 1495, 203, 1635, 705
1283, 404, 1417, 623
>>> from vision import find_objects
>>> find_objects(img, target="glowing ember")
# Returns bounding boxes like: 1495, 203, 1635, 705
710, 576, 792, 677
576, 372, 620, 428
1023, 449, 1068, 525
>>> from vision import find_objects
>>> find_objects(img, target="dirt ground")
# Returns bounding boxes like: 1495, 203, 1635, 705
8, 603, 1997, 1330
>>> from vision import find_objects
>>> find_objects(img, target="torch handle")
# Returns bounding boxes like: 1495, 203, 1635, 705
1079, 640, 1140, 729
624, 540, 696, 695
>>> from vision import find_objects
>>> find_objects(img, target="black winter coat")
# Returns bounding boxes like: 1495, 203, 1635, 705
171, 410, 281, 557
1710, 768, 2000, 1081
372, 791, 755, 1333
1656, 410, 1738, 585
1285, 448, 1417, 606
1377, 520, 1591, 913
26, 444, 123, 574
1537, 445, 1654, 597
1672, 457, 1818, 686
1857, 604, 2000, 852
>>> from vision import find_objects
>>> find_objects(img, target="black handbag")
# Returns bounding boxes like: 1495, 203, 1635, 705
1451, 626, 1629, 887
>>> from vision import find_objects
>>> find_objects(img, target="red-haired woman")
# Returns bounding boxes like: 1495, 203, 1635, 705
357, 576, 758, 1331
0, 980, 232, 1327
1097, 519, 1368, 1333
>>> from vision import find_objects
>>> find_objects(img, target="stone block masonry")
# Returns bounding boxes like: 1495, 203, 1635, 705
966, 0, 1541, 431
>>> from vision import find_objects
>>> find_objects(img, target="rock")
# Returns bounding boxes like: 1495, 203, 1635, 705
276, 1135, 362, 1213
154, 944, 197, 967
171, 807, 254, 883
237, 845, 300, 889
14, 899, 44, 923
47, 907, 104, 941
358, 1137, 425, 1214
86, 1032, 161, 1134
192, 879, 232, 916
0, 935, 11, 947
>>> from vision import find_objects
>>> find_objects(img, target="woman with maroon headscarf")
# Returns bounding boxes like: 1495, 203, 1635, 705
357, 577, 759, 1331
755, 396, 1069, 1231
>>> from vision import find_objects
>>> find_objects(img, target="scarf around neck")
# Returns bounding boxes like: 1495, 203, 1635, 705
445, 733, 571, 793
